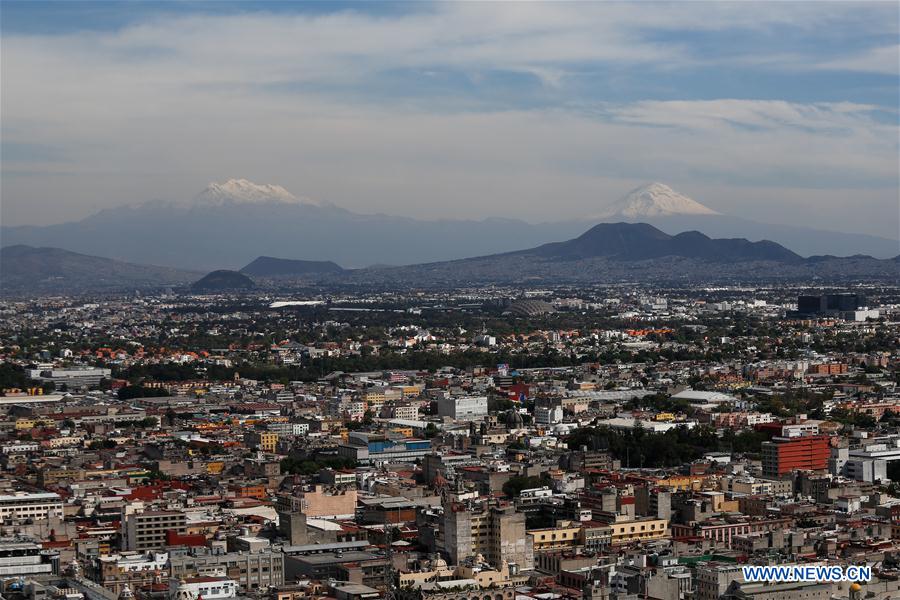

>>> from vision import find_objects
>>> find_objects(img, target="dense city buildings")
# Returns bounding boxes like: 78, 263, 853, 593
0, 283, 897, 600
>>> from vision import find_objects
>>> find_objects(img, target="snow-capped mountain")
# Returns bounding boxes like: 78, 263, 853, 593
193, 178, 320, 207
595, 182, 719, 218
3, 180, 896, 273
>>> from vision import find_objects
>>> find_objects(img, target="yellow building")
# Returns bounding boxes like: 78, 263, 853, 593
363, 388, 387, 407
528, 523, 582, 552
396, 384, 423, 397
655, 474, 709, 491
399, 561, 515, 589
607, 518, 669, 545
244, 431, 278, 452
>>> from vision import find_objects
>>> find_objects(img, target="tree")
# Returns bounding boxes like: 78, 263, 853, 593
0, 364, 28, 391
118, 385, 169, 401
502, 475, 547, 498
89, 439, 117, 450
138, 417, 159, 428
280, 455, 357, 475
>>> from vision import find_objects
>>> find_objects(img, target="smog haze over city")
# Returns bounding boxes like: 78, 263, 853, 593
1, 6, 900, 600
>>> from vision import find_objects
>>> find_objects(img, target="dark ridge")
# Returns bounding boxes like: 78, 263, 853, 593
240, 256, 344, 277
190, 270, 256, 292
514, 222, 801, 262
0, 244, 196, 295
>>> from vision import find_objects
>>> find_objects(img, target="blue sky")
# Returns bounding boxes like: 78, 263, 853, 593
1, 1, 898, 238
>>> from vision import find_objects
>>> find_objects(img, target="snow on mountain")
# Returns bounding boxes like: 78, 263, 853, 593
193, 178, 320, 207
594, 183, 719, 218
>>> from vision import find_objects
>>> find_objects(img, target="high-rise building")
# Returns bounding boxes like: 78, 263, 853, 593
761, 435, 830, 477
797, 293, 868, 316
441, 500, 533, 571
123, 510, 187, 551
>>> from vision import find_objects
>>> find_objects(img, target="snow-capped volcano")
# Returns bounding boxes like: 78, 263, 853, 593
594, 183, 719, 218
193, 179, 320, 207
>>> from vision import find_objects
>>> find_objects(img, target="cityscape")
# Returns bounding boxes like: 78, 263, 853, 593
1, 3, 898, 600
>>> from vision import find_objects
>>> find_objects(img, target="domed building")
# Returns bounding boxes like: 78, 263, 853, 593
505, 409, 524, 429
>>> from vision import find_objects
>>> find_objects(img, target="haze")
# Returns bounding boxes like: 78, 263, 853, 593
1, 1, 898, 240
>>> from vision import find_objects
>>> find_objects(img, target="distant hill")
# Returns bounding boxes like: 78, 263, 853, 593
240, 256, 344, 277
517, 222, 801, 262
190, 270, 256, 292
0, 245, 196, 295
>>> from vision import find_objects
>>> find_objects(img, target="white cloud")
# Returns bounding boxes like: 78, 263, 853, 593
0, 3, 897, 238
817, 44, 900, 75
610, 99, 885, 133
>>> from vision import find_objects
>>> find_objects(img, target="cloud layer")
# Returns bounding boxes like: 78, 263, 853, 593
1, 2, 898, 238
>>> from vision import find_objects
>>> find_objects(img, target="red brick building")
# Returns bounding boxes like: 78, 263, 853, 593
761, 435, 830, 477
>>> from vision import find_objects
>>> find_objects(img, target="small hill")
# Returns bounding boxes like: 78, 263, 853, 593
240, 256, 344, 277
190, 270, 256, 292
0, 245, 196, 295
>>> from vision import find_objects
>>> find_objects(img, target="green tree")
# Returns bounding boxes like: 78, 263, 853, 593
118, 385, 169, 401
502, 475, 548, 498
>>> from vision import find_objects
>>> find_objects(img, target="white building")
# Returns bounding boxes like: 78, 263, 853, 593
391, 405, 419, 420
598, 417, 697, 433
170, 577, 238, 600
534, 406, 563, 426
781, 422, 820, 438
97, 551, 168, 574
28, 367, 112, 389
437, 396, 488, 421
671, 390, 736, 406
1, 442, 40, 454
842, 458, 887, 483
0, 492, 64, 522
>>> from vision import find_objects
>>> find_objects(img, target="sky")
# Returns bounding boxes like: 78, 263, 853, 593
1, 1, 898, 239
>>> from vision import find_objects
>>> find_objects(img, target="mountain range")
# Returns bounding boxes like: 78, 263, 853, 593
2, 180, 896, 270
0, 245, 197, 295
335, 222, 898, 286
3, 222, 896, 295
589, 183, 898, 259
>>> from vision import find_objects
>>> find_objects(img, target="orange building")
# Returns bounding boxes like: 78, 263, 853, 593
808, 363, 848, 375
761, 435, 830, 477
230, 484, 267, 500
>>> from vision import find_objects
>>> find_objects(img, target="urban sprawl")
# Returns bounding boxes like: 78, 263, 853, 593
0, 285, 898, 600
